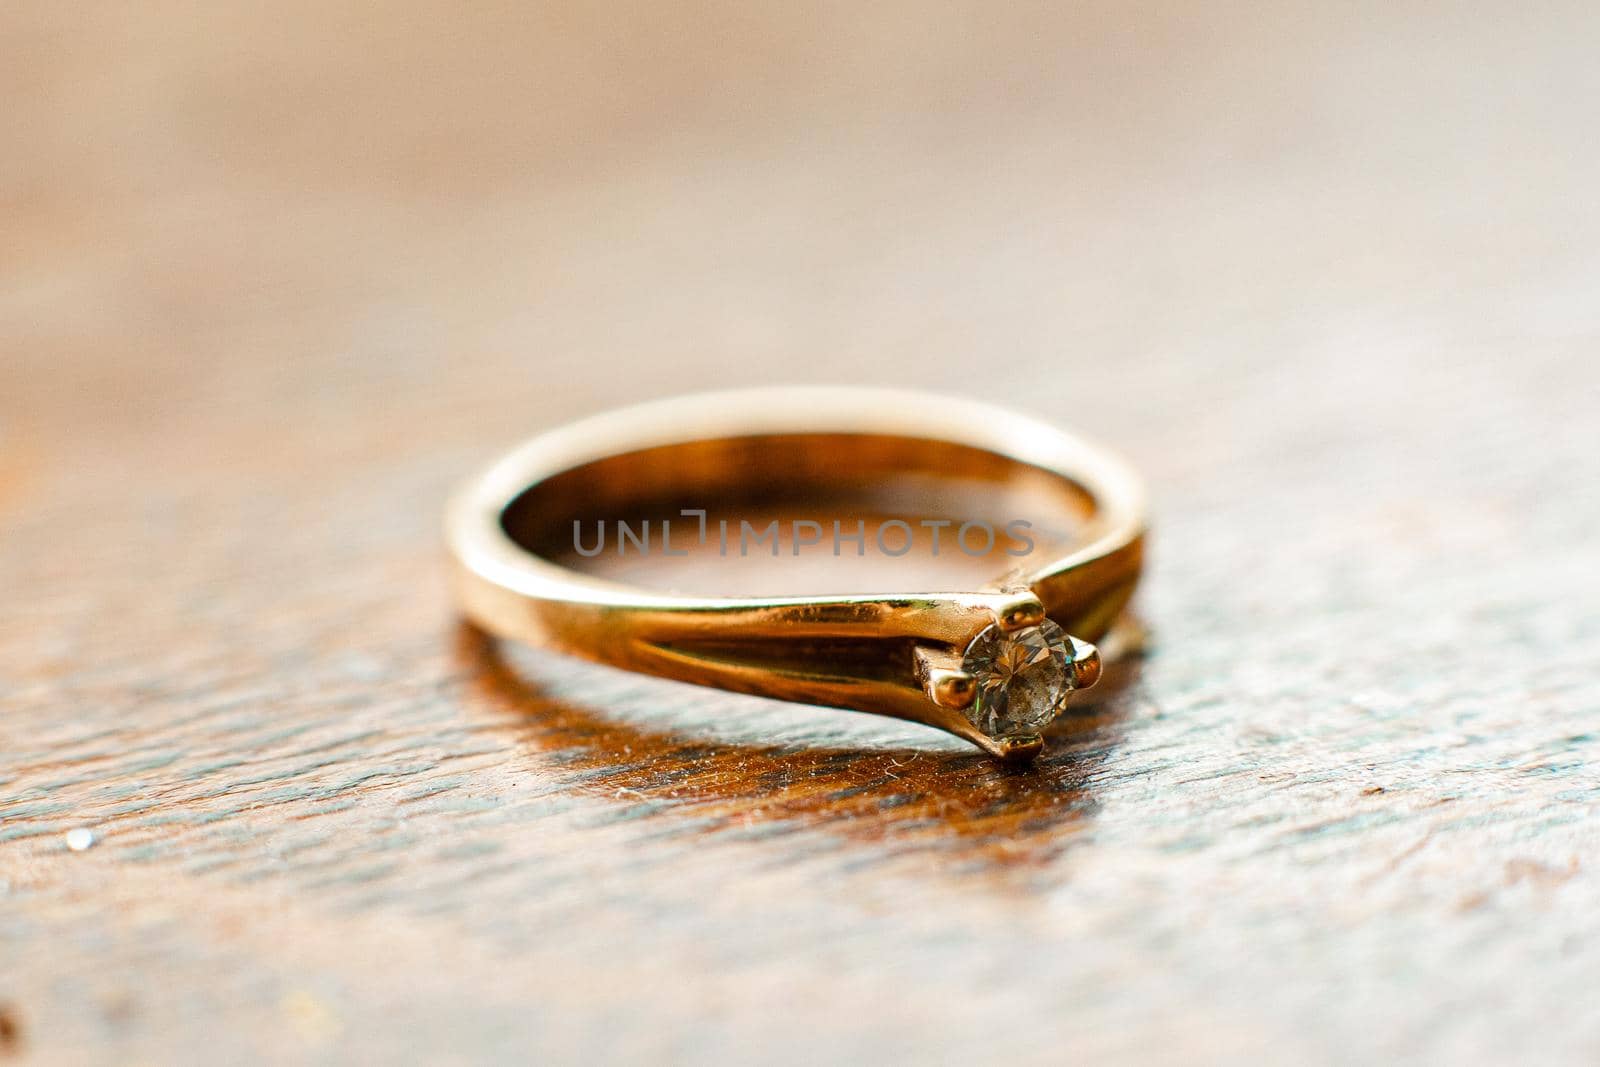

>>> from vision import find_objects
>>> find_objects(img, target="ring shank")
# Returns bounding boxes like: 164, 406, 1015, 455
504, 432, 1097, 577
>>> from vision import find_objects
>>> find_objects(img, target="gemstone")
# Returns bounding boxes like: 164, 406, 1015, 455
960, 619, 1074, 738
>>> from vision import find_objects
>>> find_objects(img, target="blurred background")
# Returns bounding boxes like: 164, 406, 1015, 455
4, 2, 1599, 1064
9, 2, 1597, 457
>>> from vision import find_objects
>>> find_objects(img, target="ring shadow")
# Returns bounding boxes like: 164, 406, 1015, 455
454, 621, 1145, 873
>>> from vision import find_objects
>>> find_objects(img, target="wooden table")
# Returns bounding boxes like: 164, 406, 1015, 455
4, 3, 1598, 1063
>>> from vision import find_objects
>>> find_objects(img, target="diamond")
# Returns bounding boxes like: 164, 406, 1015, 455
960, 619, 1074, 738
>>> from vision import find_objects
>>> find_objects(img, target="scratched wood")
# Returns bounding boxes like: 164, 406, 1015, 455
3, 2, 1600, 1064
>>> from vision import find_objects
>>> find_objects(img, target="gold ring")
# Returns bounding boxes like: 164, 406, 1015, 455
446, 387, 1146, 761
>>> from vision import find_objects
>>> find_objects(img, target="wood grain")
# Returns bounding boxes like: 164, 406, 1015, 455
4, 2, 1600, 1063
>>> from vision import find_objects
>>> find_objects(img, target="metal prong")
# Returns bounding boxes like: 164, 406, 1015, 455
992, 593, 1046, 633
984, 734, 1045, 762
1069, 638, 1102, 690
925, 668, 976, 710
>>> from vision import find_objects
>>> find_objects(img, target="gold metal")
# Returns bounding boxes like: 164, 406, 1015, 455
446, 387, 1146, 760
1068, 637, 1104, 690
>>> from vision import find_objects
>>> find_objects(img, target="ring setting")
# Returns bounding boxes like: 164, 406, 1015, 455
954, 616, 1098, 744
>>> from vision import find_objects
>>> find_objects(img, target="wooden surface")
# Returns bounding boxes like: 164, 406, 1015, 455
4, 3, 1600, 1063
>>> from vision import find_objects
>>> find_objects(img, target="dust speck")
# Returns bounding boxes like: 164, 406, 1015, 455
0, 1002, 22, 1055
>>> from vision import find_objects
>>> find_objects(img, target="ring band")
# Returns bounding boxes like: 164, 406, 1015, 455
447, 387, 1146, 760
